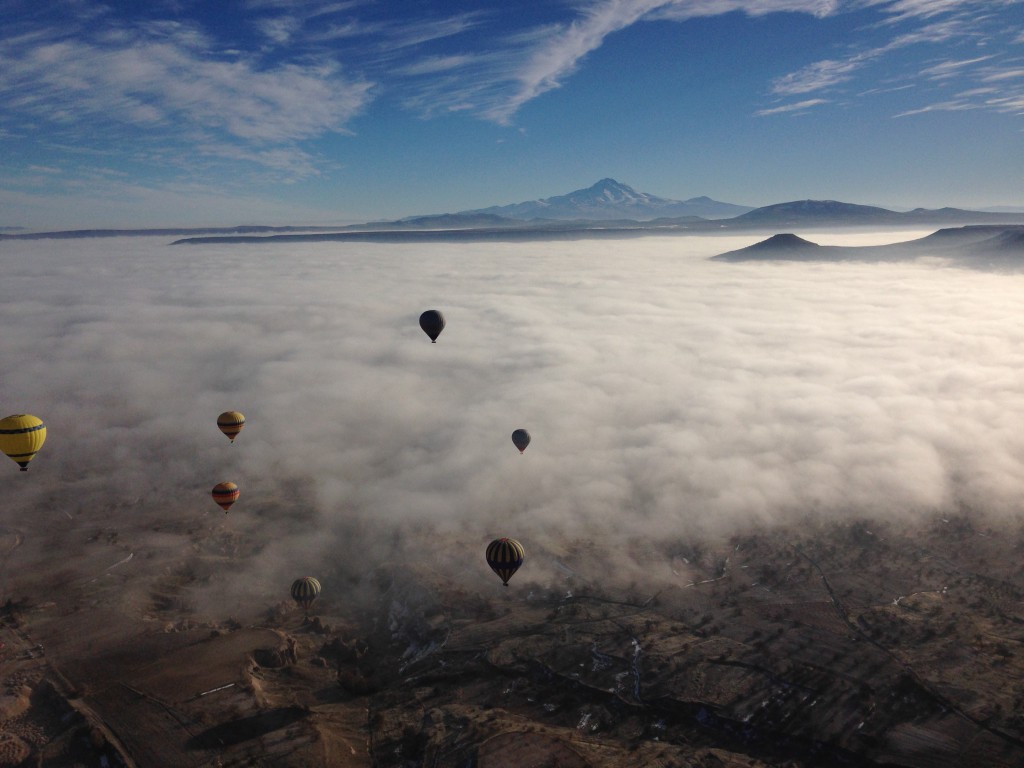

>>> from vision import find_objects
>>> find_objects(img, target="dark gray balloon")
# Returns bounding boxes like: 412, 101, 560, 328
419, 309, 445, 343
511, 429, 531, 453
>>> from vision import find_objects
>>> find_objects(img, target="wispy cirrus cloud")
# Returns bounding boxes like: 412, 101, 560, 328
883, 17, 966, 47
380, 0, 1016, 126
241, 0, 362, 12
983, 93, 1024, 112
469, 0, 846, 124
890, 41, 1024, 118
763, 1, 1022, 120
893, 97, 978, 116
651, 0, 841, 21
254, 15, 303, 45
383, 13, 488, 51
396, 55, 479, 77
495, 0, 686, 123
771, 57, 867, 96
919, 55, 993, 79
864, 0, 1019, 23
755, 98, 830, 116
768, 18, 968, 98
983, 68, 1024, 82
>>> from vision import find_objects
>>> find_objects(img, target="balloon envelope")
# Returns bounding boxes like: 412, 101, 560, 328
511, 429, 531, 453
212, 481, 240, 512
217, 411, 245, 442
419, 310, 445, 343
486, 538, 525, 586
291, 576, 321, 609
0, 414, 46, 471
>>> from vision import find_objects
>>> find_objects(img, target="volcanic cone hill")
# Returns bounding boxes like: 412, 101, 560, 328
713, 233, 843, 262
714, 225, 1024, 268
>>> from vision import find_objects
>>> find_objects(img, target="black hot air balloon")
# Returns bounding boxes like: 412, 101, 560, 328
419, 310, 445, 343
511, 429, 531, 454
486, 538, 524, 586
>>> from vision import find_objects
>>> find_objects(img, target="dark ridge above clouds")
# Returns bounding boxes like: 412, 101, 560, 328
732, 200, 900, 224
713, 225, 1024, 269
731, 200, 1024, 227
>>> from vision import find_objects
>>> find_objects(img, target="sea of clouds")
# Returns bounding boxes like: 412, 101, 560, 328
3, 231, 1024, 611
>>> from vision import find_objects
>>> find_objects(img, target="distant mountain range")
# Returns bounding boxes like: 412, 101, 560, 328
458, 178, 752, 221
713, 225, 1024, 270
728, 199, 1024, 227
371, 194, 1024, 235
4, 179, 1024, 241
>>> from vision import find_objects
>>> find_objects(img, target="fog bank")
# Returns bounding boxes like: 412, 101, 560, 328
3, 231, 1023, 610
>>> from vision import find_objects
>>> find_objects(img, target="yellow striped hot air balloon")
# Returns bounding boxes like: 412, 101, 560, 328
485, 538, 525, 586
291, 577, 321, 610
212, 481, 240, 512
217, 411, 245, 443
0, 414, 47, 472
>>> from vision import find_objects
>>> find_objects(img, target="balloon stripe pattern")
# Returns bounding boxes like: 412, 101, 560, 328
212, 481, 240, 512
217, 411, 246, 442
0, 415, 47, 471
291, 577, 321, 610
486, 538, 525, 586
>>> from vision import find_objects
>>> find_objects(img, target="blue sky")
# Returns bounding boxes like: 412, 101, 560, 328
2, 0, 1022, 229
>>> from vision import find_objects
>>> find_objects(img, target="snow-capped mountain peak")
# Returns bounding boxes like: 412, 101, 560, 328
462, 179, 751, 221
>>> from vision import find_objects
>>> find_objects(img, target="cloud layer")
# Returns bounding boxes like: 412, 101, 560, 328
4, 232, 1024, 614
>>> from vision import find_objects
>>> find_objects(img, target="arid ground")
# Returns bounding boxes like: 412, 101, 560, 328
4, 507, 1024, 767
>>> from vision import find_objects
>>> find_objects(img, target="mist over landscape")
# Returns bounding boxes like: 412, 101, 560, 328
5, 230, 1024, 596
6, 230, 1024, 764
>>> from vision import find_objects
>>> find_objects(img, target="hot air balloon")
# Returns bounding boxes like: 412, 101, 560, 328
511, 429, 531, 454
486, 538, 524, 586
419, 310, 445, 343
212, 481, 240, 512
291, 576, 321, 610
0, 414, 47, 472
217, 411, 245, 443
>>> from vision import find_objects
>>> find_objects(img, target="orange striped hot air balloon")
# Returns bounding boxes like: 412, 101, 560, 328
217, 411, 245, 443
212, 481, 240, 512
